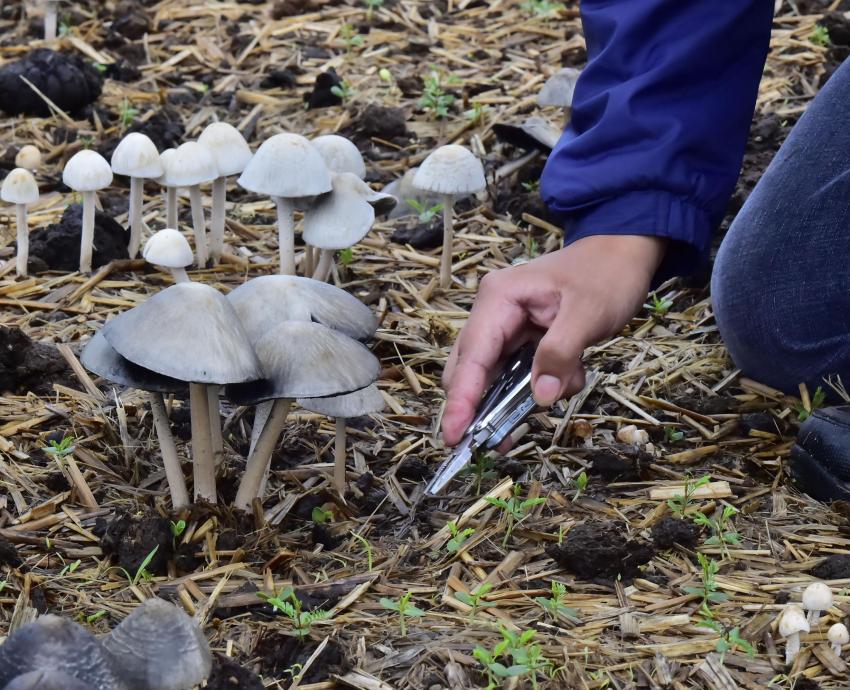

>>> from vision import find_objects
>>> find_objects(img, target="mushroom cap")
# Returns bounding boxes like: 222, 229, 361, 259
311, 134, 366, 179
537, 67, 580, 108
226, 274, 377, 343
14, 144, 41, 171
0, 615, 121, 690
62, 150, 113, 192
167, 141, 219, 187
227, 321, 380, 404
413, 145, 485, 196
102, 282, 263, 385
198, 122, 252, 178
3, 670, 90, 690
302, 172, 376, 250
829, 622, 849, 645
298, 382, 385, 418
350, 174, 397, 216
142, 228, 193, 269
802, 581, 834, 612
1, 168, 38, 204
492, 116, 562, 153
157, 148, 177, 186
81, 331, 187, 394
237, 132, 332, 198
778, 604, 810, 637
103, 598, 212, 690
110, 132, 163, 179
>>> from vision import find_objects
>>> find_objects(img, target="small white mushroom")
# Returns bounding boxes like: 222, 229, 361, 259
311, 134, 367, 179
143, 228, 194, 283
198, 122, 252, 265
617, 424, 649, 446
62, 150, 113, 273
15, 144, 42, 171
829, 622, 849, 656
802, 581, 833, 625
779, 604, 809, 665
111, 132, 163, 258
169, 142, 219, 268
2, 168, 39, 277
412, 145, 485, 289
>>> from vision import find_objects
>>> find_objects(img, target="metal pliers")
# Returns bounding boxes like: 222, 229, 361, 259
425, 344, 538, 495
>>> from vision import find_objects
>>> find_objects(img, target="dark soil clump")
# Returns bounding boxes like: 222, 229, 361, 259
98, 510, 173, 575
305, 70, 343, 109
28, 204, 128, 272
254, 633, 347, 683
206, 654, 264, 690
390, 218, 443, 249
112, 1, 151, 39
0, 327, 71, 395
546, 521, 654, 582
587, 450, 639, 482
810, 553, 850, 580
354, 103, 408, 140
650, 517, 701, 550
0, 536, 21, 568
397, 457, 432, 481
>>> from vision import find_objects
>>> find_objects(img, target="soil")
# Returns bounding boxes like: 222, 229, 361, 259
254, 633, 348, 683
650, 517, 702, 550
546, 521, 654, 582
0, 537, 21, 568
352, 103, 409, 140
396, 456, 432, 481
27, 204, 128, 272
99, 107, 185, 158
205, 654, 264, 690
390, 217, 443, 249
0, 327, 72, 396
586, 450, 640, 482
809, 554, 850, 580
96, 509, 174, 576
111, 1, 151, 40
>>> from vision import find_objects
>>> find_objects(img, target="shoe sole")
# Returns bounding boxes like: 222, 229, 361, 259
790, 443, 850, 502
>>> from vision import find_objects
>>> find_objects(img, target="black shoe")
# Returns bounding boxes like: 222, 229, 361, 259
790, 406, 850, 502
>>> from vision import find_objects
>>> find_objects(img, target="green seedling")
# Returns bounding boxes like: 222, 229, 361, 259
666, 474, 711, 517
684, 552, 727, 618
330, 80, 354, 102
525, 235, 540, 258
456, 582, 493, 617
113, 545, 159, 587
379, 67, 393, 83
380, 592, 425, 635
258, 586, 331, 638
0, 581, 6, 594
169, 519, 186, 548
284, 663, 304, 680
485, 485, 547, 548
570, 471, 588, 502
698, 617, 755, 663
464, 102, 486, 125
92, 62, 107, 75
339, 23, 364, 51
405, 198, 444, 224
461, 449, 497, 495
59, 559, 81, 577
420, 68, 457, 119
664, 426, 684, 443
534, 581, 579, 622
644, 292, 674, 317
311, 506, 333, 525
692, 504, 740, 554
350, 531, 373, 571
446, 521, 475, 554
795, 385, 826, 421
118, 98, 139, 130
339, 247, 354, 266
810, 25, 831, 47
521, 0, 564, 17
363, 0, 383, 20
474, 627, 553, 690
43, 435, 75, 458
521, 180, 540, 193
86, 610, 107, 624
59, 19, 72, 36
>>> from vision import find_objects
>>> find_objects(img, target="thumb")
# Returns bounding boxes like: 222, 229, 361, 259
531, 302, 586, 406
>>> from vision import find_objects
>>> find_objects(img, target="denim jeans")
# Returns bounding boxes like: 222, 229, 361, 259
712, 58, 850, 394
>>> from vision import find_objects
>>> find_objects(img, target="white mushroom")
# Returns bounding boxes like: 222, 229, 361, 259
198, 122, 252, 265
311, 134, 366, 179
111, 132, 164, 258
802, 581, 833, 625
779, 604, 809, 665
829, 622, 849, 657
157, 148, 179, 229
617, 424, 649, 446
2, 168, 39, 277
237, 133, 332, 275
62, 150, 113, 273
537, 67, 580, 125
412, 145, 485, 289
169, 142, 219, 268
3, 670, 89, 690
142, 228, 193, 284
15, 145, 42, 172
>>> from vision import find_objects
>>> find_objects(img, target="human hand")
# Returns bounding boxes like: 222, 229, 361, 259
441, 234, 665, 446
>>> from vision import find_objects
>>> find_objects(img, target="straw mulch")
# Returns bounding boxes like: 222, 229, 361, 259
1, 1, 848, 688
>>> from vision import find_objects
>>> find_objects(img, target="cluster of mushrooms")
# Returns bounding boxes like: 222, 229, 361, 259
777, 581, 848, 665
0, 598, 211, 690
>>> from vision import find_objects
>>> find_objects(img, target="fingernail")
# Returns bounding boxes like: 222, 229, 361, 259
534, 375, 561, 406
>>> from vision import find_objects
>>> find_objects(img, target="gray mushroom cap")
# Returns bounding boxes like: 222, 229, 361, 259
302, 173, 377, 250
3, 670, 90, 690
237, 133, 332, 199
227, 321, 380, 404
102, 282, 263, 385
537, 67, 580, 108
298, 383, 384, 418
0, 615, 122, 690
492, 116, 562, 153
413, 145, 485, 196
226, 275, 377, 343
103, 598, 212, 690
81, 332, 187, 394
311, 134, 366, 179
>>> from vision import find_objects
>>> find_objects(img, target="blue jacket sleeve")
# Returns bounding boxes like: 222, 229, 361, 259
539, 0, 774, 279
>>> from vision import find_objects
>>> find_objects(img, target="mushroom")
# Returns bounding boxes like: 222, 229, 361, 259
237, 133, 332, 275
383, 167, 442, 221
157, 148, 179, 229
298, 383, 384, 494
2, 168, 39, 277
62, 149, 113, 273
802, 581, 833, 625
103, 598, 212, 690
44, 1, 59, 41
311, 134, 366, 179
537, 67, 580, 126
102, 282, 263, 503
15, 144, 41, 171
492, 116, 562, 154
198, 122, 252, 265
0, 615, 121, 689
110, 132, 164, 258
829, 622, 849, 656
169, 141, 219, 268
227, 321, 380, 510
412, 145, 485, 288
3, 670, 89, 690
81, 331, 190, 509
142, 228, 193, 283
779, 604, 809, 665
617, 424, 649, 446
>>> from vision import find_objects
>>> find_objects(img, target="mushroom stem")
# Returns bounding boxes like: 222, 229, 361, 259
303, 245, 316, 276
785, 633, 800, 665
79, 190, 96, 273
209, 176, 226, 265
188, 185, 208, 267
833, 641, 843, 656
148, 392, 189, 509
15, 204, 28, 277
275, 197, 296, 275
44, 2, 58, 41
439, 193, 455, 289
127, 176, 144, 258
312, 249, 334, 282
807, 610, 820, 626
249, 400, 273, 457
235, 398, 291, 511
207, 386, 224, 467
333, 417, 347, 494
166, 186, 178, 229
189, 382, 216, 503
170, 267, 190, 284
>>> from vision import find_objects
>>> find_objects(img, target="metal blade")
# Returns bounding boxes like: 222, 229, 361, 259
425, 437, 475, 495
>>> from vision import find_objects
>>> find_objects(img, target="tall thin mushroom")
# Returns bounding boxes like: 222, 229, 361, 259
1, 168, 39, 277
169, 142, 219, 267
198, 122, 252, 265
157, 148, 179, 229
413, 145, 485, 289
62, 150, 113, 273
44, 1, 59, 41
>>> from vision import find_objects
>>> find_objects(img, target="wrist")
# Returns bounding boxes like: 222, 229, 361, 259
571, 234, 666, 280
